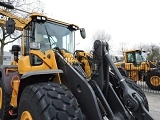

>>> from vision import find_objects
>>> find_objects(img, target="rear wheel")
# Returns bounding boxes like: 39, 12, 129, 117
0, 78, 11, 120
18, 82, 84, 120
145, 71, 160, 90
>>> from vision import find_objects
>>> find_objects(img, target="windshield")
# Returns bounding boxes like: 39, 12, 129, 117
136, 51, 146, 62
126, 51, 146, 63
34, 21, 75, 53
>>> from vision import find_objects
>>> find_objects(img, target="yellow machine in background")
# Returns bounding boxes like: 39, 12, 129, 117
0, 2, 155, 120
115, 49, 160, 90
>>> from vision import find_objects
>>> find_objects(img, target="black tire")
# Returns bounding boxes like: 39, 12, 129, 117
145, 71, 160, 90
125, 78, 149, 111
18, 82, 84, 120
0, 78, 11, 120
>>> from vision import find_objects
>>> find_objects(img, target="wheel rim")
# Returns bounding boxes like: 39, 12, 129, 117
20, 111, 33, 120
150, 76, 160, 86
0, 87, 2, 109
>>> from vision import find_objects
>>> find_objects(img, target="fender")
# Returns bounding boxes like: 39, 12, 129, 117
19, 69, 63, 94
21, 69, 63, 79
0, 65, 63, 94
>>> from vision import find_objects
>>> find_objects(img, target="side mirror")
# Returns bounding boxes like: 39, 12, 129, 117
5, 18, 15, 34
80, 28, 86, 39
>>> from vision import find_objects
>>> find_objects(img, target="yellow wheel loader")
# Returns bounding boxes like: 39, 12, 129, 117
115, 49, 160, 90
0, 2, 155, 120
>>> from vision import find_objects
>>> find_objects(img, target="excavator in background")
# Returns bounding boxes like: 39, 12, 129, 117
115, 49, 160, 90
0, 2, 155, 120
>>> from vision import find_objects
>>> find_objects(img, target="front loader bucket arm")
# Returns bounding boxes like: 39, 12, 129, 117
100, 40, 155, 120
55, 52, 103, 120
55, 51, 131, 119
91, 39, 109, 91
92, 40, 133, 119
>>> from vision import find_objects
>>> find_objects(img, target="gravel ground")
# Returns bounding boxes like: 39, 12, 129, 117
145, 92, 160, 120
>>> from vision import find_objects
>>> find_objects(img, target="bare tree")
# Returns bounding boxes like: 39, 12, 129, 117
118, 42, 127, 55
92, 30, 111, 42
146, 44, 160, 62
0, 0, 44, 65
91, 30, 111, 51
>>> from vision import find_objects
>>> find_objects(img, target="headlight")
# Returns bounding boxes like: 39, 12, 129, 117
36, 16, 47, 22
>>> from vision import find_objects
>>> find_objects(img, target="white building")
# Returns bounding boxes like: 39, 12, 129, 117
3, 51, 14, 65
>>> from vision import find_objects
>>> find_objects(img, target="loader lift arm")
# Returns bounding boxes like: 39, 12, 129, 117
95, 40, 155, 120
55, 40, 155, 120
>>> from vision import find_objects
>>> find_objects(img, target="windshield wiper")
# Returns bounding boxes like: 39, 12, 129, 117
43, 24, 62, 55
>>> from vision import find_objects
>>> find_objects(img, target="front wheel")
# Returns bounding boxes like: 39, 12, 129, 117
18, 82, 84, 120
145, 71, 160, 90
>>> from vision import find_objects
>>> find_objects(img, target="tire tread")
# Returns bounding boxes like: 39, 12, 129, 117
19, 82, 84, 120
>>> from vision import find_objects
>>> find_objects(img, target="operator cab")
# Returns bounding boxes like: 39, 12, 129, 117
23, 16, 81, 55
20, 15, 85, 66
6, 14, 86, 66
126, 50, 146, 66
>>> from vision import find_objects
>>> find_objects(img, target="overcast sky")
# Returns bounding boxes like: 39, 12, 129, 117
4, 0, 160, 53
42, 0, 160, 53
